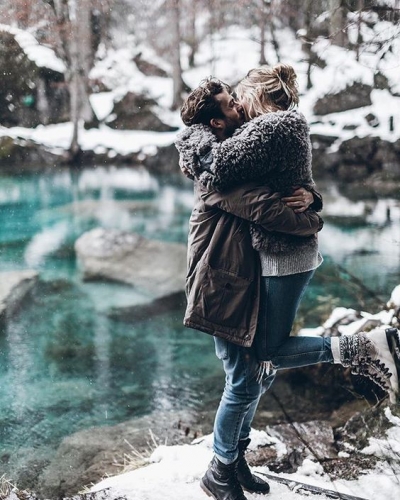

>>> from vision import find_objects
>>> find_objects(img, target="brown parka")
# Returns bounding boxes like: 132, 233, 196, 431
184, 181, 323, 347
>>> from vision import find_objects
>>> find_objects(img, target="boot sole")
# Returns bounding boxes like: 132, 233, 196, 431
386, 328, 400, 402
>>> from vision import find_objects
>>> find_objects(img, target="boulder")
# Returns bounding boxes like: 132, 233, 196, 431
107, 92, 177, 132
314, 82, 373, 115
0, 136, 62, 171
373, 140, 400, 179
310, 133, 340, 176
133, 52, 168, 77
75, 228, 186, 299
338, 135, 379, 169
0, 28, 68, 127
37, 410, 200, 498
0, 31, 39, 127
143, 143, 180, 174
258, 420, 337, 472
336, 136, 400, 181
0, 270, 38, 330
373, 71, 390, 91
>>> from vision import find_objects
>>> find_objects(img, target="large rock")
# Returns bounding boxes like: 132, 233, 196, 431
0, 136, 63, 171
0, 31, 39, 127
75, 228, 186, 299
0, 28, 68, 128
246, 420, 337, 473
133, 52, 168, 77
336, 136, 400, 182
314, 82, 373, 115
37, 410, 200, 498
107, 92, 177, 132
310, 133, 340, 176
142, 143, 180, 174
0, 270, 38, 329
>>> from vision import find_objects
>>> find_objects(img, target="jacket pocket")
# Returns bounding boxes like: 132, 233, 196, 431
196, 264, 254, 329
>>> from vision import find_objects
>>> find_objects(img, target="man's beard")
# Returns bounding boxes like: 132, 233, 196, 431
224, 116, 244, 137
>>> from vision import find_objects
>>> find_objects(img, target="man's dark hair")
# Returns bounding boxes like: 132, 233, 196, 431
180, 78, 231, 126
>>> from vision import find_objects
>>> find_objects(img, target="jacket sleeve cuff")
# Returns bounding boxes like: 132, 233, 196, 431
310, 188, 323, 212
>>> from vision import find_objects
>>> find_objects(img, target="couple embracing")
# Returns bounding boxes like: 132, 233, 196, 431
175, 64, 400, 500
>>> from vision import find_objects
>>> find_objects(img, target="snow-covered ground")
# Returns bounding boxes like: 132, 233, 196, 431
88, 289, 400, 500
91, 412, 400, 500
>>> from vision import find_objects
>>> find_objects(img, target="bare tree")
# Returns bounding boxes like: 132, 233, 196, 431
44, 0, 99, 163
170, 0, 185, 109
329, 0, 349, 46
186, 0, 198, 67
259, 0, 268, 64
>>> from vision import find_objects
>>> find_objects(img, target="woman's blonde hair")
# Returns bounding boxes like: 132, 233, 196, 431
236, 63, 299, 120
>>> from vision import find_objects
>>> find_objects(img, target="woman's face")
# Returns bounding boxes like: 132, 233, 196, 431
239, 99, 251, 121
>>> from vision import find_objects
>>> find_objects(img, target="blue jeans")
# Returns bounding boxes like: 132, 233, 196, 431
213, 271, 333, 464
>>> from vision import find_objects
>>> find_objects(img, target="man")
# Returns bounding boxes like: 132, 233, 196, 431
175, 78, 400, 500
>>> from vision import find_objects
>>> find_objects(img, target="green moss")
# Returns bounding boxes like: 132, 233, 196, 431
0, 136, 16, 160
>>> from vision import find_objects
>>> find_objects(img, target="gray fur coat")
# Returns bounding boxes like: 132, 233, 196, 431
175, 110, 317, 253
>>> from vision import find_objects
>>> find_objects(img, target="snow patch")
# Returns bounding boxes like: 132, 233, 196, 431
0, 23, 66, 73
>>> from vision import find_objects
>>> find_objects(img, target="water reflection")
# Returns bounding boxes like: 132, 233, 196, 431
7, 318, 32, 420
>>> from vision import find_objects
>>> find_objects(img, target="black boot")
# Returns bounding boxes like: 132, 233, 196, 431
237, 439, 270, 494
200, 456, 247, 500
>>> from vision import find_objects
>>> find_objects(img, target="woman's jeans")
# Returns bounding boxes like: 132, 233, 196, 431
213, 271, 334, 464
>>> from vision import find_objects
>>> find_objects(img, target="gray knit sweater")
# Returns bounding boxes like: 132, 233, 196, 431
175, 109, 323, 276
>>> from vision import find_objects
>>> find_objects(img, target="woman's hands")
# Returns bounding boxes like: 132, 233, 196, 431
281, 187, 314, 213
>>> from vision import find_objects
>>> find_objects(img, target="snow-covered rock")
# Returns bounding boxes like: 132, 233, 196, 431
0, 270, 38, 327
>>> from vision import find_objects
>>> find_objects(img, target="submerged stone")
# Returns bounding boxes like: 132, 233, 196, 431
75, 228, 186, 300
0, 270, 38, 330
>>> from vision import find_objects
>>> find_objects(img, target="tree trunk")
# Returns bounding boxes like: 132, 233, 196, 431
36, 78, 50, 125
269, 0, 280, 63
329, 0, 348, 47
69, 15, 81, 161
356, 0, 364, 62
259, 0, 268, 65
304, 0, 314, 89
187, 1, 197, 68
170, 0, 184, 110
48, 0, 98, 163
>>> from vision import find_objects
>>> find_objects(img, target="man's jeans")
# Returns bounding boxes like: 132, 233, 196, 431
213, 271, 333, 464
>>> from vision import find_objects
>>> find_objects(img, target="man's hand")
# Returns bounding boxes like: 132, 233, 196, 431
281, 187, 313, 213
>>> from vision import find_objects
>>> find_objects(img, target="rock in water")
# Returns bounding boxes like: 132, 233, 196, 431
0, 270, 38, 329
75, 228, 186, 298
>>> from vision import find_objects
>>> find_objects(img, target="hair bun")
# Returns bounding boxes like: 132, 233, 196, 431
272, 63, 297, 86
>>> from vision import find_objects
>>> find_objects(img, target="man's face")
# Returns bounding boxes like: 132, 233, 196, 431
213, 89, 245, 137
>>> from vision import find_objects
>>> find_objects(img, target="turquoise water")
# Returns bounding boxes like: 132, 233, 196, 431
0, 167, 399, 482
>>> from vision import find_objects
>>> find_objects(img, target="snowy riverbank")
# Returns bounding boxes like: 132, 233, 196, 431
86, 287, 400, 500
90, 411, 400, 500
